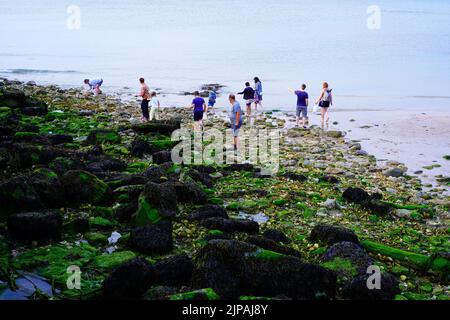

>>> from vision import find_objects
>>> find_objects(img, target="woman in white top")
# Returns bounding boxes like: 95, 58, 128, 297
315, 82, 333, 128
149, 91, 160, 121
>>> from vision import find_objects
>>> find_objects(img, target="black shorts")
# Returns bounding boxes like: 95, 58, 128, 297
141, 100, 149, 119
320, 101, 330, 108
194, 110, 204, 121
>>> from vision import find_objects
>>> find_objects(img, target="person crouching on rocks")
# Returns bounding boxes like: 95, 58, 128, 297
315, 82, 333, 129
139, 78, 150, 122
84, 78, 103, 95
149, 91, 160, 121
229, 94, 243, 153
191, 91, 207, 131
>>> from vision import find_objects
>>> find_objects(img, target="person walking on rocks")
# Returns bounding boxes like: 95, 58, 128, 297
253, 77, 263, 112
229, 94, 243, 153
138, 78, 150, 122
149, 91, 160, 121
84, 78, 103, 95
289, 84, 309, 128
238, 82, 255, 118
315, 82, 333, 128
191, 91, 207, 131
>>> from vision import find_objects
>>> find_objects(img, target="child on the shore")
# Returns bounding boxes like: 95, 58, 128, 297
149, 91, 160, 121
191, 91, 207, 131
315, 82, 333, 128
138, 78, 150, 122
204, 90, 216, 121
238, 82, 255, 118
288, 84, 309, 128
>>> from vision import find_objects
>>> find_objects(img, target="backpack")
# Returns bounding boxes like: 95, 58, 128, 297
209, 91, 217, 101
322, 89, 332, 102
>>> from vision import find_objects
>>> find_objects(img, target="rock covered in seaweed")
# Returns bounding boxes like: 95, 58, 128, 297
102, 257, 154, 300
192, 240, 337, 300
8, 210, 62, 243
309, 224, 359, 245
129, 221, 173, 255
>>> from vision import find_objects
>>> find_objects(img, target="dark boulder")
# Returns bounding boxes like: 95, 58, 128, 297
102, 257, 154, 300
342, 187, 370, 204
60, 170, 113, 207
364, 199, 391, 216
145, 165, 166, 183
85, 129, 121, 145
342, 272, 400, 300
152, 150, 172, 164
85, 156, 127, 173
173, 182, 207, 205
0, 148, 10, 170
189, 205, 228, 221
246, 236, 301, 258
141, 182, 178, 219
29, 168, 65, 209
129, 221, 173, 255
8, 211, 62, 243
283, 172, 307, 182
131, 121, 181, 135
21, 106, 48, 116
64, 216, 90, 234
192, 240, 336, 300
319, 175, 340, 184
188, 170, 213, 188
192, 165, 217, 174
48, 134, 73, 145
0, 87, 27, 108
114, 201, 139, 223
310, 224, 359, 245
48, 156, 86, 175
201, 217, 259, 235
204, 233, 232, 241
130, 137, 156, 157
322, 242, 374, 276
225, 163, 255, 172
0, 176, 43, 217
107, 174, 147, 190
262, 229, 291, 244
9, 143, 65, 168
153, 254, 194, 287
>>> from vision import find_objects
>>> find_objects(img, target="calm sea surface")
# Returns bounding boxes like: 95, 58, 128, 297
1, 0, 450, 110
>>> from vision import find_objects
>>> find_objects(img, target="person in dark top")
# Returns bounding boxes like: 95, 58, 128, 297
191, 91, 207, 131
238, 82, 255, 117
289, 84, 309, 128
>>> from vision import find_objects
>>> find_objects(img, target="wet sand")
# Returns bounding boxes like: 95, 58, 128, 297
282, 108, 450, 190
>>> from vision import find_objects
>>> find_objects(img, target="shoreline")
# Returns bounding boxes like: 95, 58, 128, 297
3, 75, 448, 191
0, 78, 449, 301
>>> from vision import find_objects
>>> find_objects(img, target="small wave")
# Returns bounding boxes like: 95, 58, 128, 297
0, 69, 82, 75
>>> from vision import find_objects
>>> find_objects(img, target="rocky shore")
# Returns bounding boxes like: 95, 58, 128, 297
0, 78, 448, 300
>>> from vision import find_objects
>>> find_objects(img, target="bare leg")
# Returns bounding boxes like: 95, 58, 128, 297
296, 116, 299, 127
321, 108, 325, 129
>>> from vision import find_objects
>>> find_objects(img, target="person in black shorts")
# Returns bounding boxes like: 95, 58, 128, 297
315, 82, 333, 128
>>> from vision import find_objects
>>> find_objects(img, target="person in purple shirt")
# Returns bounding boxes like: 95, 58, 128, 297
289, 84, 309, 128
191, 91, 207, 131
